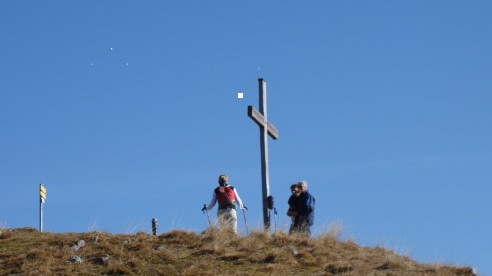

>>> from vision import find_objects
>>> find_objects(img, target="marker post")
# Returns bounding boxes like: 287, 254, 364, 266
39, 184, 47, 232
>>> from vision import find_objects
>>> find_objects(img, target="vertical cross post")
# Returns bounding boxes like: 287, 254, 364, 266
248, 78, 279, 231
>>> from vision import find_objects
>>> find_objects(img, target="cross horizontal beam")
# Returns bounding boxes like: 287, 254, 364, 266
248, 106, 279, 140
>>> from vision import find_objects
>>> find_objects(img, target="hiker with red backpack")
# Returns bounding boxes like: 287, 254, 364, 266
202, 175, 246, 234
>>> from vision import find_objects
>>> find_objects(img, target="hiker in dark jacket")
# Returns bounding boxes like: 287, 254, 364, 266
293, 181, 315, 236
287, 183, 301, 234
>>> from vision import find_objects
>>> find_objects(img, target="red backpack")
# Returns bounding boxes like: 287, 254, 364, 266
214, 185, 237, 209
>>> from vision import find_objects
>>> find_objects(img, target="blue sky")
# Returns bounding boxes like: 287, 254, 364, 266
1, 1, 490, 274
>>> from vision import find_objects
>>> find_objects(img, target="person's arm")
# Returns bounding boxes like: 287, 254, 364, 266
297, 193, 309, 214
288, 195, 296, 206
287, 195, 297, 216
206, 192, 217, 210
306, 194, 315, 213
233, 188, 245, 209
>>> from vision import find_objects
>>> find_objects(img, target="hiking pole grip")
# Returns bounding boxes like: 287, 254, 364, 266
203, 204, 212, 226
273, 208, 278, 233
242, 208, 249, 235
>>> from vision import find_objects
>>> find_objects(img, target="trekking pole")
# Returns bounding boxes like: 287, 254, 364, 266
202, 204, 211, 226
267, 196, 276, 233
273, 207, 278, 233
242, 206, 249, 235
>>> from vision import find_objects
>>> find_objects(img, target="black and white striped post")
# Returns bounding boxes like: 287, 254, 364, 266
151, 218, 158, 236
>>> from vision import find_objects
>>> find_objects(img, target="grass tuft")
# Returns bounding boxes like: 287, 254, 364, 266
0, 227, 476, 275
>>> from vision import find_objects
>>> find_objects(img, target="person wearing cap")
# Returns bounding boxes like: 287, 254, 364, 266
287, 183, 301, 234
203, 175, 245, 234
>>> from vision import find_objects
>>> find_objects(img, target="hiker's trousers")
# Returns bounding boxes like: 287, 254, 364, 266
217, 208, 238, 234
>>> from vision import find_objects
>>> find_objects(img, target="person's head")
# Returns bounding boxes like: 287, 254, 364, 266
290, 184, 300, 195
298, 181, 308, 192
218, 175, 229, 186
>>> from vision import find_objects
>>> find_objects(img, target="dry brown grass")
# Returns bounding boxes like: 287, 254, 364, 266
0, 226, 475, 275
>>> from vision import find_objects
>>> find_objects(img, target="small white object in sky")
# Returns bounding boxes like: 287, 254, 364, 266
110, 47, 113, 51
238, 92, 244, 99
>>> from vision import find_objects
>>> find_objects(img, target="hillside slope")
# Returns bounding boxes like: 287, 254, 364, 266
0, 227, 475, 275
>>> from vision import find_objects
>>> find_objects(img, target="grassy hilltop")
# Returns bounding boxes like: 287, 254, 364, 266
0, 227, 475, 275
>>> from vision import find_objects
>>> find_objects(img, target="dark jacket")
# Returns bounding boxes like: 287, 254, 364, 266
288, 194, 300, 214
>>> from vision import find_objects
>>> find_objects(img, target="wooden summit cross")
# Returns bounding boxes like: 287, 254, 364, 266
248, 78, 278, 230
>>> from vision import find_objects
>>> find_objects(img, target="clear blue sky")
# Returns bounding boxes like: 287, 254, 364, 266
1, 1, 490, 274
